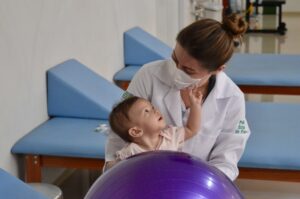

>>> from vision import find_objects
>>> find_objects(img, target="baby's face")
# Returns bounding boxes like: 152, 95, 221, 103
128, 99, 166, 133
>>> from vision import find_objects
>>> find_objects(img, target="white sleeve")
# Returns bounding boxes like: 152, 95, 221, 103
208, 95, 250, 181
105, 131, 126, 161
127, 64, 153, 100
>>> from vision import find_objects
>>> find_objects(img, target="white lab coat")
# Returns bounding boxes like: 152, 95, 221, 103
105, 59, 250, 180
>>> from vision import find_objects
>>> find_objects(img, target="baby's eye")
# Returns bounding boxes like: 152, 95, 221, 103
144, 109, 150, 113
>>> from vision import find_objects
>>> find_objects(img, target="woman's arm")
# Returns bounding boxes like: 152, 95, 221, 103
208, 95, 250, 180
105, 131, 126, 161
127, 63, 153, 100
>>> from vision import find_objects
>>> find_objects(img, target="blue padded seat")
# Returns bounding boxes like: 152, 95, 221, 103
11, 118, 108, 159
226, 53, 300, 86
124, 27, 172, 66
48, 59, 123, 119
114, 27, 172, 83
114, 65, 141, 81
239, 102, 300, 170
115, 53, 300, 87
11, 59, 123, 182
0, 168, 47, 199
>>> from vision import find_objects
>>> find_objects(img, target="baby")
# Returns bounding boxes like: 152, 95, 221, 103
108, 89, 202, 165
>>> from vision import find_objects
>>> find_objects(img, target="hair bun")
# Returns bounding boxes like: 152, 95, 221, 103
222, 14, 247, 38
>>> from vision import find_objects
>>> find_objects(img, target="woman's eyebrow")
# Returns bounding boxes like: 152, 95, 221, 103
173, 51, 195, 72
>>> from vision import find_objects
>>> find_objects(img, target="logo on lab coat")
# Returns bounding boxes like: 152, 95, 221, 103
122, 91, 134, 100
235, 120, 248, 134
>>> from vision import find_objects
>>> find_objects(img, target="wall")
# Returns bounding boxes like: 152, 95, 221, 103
284, 0, 300, 13
0, 0, 179, 177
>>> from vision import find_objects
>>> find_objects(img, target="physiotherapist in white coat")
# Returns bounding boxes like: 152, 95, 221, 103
105, 13, 250, 181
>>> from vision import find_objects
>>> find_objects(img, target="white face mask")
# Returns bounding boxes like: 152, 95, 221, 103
173, 67, 203, 90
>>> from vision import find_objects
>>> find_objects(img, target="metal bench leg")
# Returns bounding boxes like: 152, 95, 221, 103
25, 155, 42, 182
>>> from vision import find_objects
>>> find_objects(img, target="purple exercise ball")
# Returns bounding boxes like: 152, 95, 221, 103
85, 151, 244, 199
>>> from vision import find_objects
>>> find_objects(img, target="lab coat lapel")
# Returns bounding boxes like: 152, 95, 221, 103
202, 90, 218, 127
164, 88, 182, 126
202, 72, 227, 126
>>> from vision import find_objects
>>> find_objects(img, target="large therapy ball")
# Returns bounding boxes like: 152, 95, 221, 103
85, 151, 243, 199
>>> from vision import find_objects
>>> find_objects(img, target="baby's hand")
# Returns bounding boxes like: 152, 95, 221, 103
188, 89, 203, 106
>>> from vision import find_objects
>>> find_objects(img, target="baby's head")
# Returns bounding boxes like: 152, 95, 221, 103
109, 96, 166, 142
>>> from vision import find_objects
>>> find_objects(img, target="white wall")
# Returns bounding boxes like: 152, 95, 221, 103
284, 0, 300, 13
156, 0, 180, 48
0, 0, 179, 177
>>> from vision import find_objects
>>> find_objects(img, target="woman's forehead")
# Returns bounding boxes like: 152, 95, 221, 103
174, 44, 203, 70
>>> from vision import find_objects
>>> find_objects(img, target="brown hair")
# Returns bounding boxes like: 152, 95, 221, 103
176, 13, 247, 71
109, 96, 140, 142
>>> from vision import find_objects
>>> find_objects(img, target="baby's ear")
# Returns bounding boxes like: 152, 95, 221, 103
128, 127, 143, 138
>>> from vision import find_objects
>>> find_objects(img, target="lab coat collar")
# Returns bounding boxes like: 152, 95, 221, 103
152, 60, 183, 126
201, 71, 242, 121
163, 87, 182, 126
213, 71, 241, 99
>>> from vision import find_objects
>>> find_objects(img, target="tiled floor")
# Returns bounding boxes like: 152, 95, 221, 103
237, 13, 300, 55
58, 13, 300, 199
58, 169, 101, 199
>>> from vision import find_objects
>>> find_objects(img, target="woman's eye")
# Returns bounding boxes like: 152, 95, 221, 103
183, 67, 195, 75
183, 70, 192, 75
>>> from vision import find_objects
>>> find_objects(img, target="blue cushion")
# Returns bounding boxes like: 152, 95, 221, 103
114, 65, 141, 81
226, 53, 300, 86
239, 102, 300, 170
124, 27, 172, 65
0, 168, 47, 199
47, 59, 123, 119
11, 118, 108, 159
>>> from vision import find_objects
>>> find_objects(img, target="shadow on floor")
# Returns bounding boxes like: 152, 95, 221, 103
58, 169, 101, 199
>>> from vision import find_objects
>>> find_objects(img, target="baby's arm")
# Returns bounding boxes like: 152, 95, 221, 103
104, 145, 131, 171
105, 144, 135, 171
184, 89, 202, 140
103, 159, 119, 172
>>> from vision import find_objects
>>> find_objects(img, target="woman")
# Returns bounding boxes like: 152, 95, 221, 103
105, 14, 250, 181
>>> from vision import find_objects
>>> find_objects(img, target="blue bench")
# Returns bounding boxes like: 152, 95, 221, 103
11, 59, 123, 182
225, 53, 300, 95
226, 54, 300, 182
114, 27, 300, 95
114, 27, 172, 89
113, 27, 300, 182
239, 102, 300, 182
